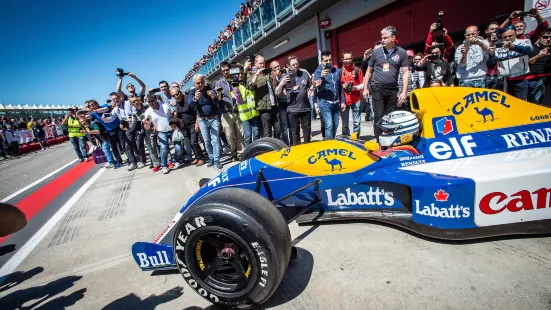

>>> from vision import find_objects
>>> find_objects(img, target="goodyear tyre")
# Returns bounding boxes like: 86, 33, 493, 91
241, 137, 288, 160
172, 188, 292, 309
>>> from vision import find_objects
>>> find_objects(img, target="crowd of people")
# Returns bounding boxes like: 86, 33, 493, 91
183, 0, 262, 85
21, 8, 550, 176
0, 116, 67, 159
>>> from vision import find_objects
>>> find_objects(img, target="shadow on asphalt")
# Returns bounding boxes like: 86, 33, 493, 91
0, 244, 16, 256
0, 266, 44, 293
0, 274, 86, 309
101, 286, 183, 310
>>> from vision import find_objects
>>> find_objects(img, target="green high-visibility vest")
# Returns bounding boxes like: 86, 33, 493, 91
67, 117, 84, 138
232, 84, 259, 122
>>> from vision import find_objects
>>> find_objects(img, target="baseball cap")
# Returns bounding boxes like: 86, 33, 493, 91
407, 50, 414, 57
146, 93, 157, 102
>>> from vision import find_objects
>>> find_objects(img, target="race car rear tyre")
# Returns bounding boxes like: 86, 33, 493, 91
241, 137, 288, 160
172, 188, 292, 309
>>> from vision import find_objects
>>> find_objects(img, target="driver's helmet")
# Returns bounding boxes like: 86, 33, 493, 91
377, 111, 420, 147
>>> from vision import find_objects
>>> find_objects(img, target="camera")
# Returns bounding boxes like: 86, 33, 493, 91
435, 11, 444, 30
229, 67, 242, 86
493, 41, 504, 48
150, 88, 161, 93
518, 11, 532, 17
116, 68, 128, 77
345, 82, 354, 93
262, 68, 272, 75
279, 68, 287, 74
428, 54, 440, 61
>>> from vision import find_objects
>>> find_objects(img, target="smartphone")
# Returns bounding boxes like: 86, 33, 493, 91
103, 113, 112, 118
324, 63, 332, 70
151, 88, 161, 93
279, 68, 287, 74
494, 42, 504, 48
518, 11, 531, 17
262, 68, 272, 75
428, 54, 440, 61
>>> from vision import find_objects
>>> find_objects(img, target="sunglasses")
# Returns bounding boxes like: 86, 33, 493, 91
542, 35, 551, 39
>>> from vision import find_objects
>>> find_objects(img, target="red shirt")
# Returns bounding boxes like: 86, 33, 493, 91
340, 64, 364, 105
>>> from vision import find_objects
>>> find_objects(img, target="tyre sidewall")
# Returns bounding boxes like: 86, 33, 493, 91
173, 205, 280, 308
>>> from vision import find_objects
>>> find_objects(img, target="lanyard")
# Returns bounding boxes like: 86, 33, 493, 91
383, 48, 396, 61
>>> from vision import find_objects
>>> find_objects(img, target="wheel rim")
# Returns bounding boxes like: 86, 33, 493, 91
190, 230, 253, 293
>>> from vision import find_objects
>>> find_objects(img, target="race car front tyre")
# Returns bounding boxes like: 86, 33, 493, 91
172, 188, 292, 309
241, 137, 288, 160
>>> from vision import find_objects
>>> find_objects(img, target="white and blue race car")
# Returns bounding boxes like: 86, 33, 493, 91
132, 87, 551, 309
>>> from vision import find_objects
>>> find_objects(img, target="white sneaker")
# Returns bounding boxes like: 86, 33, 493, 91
137, 162, 145, 169
162, 167, 170, 174
174, 162, 180, 169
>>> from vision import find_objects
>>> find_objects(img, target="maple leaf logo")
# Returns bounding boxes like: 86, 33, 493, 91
434, 189, 449, 202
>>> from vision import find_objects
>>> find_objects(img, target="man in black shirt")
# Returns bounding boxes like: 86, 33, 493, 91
414, 45, 454, 88
276, 56, 315, 145
32, 119, 51, 151
171, 87, 206, 166
527, 30, 551, 106
363, 26, 410, 140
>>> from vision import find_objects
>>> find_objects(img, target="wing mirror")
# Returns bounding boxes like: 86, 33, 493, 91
364, 141, 380, 152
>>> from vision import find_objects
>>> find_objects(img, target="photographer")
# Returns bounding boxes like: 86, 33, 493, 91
271, 60, 292, 145
424, 12, 455, 62
340, 51, 364, 136
116, 71, 146, 103
276, 56, 314, 145
231, 64, 260, 148
63, 106, 88, 162
126, 95, 148, 170
80, 118, 116, 168
189, 74, 222, 169
215, 61, 244, 162
415, 45, 454, 88
247, 55, 280, 139
455, 26, 490, 88
501, 9, 548, 45
486, 22, 504, 90
314, 51, 343, 140
494, 26, 533, 100
171, 87, 206, 166
525, 29, 551, 105
144, 93, 175, 174
86, 99, 124, 169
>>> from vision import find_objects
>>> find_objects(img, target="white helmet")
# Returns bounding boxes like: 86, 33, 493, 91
377, 111, 420, 147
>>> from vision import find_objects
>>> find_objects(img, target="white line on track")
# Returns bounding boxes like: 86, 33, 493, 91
0, 167, 105, 285
0, 159, 78, 203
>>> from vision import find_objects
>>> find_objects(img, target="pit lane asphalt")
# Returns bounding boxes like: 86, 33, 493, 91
1, 117, 550, 310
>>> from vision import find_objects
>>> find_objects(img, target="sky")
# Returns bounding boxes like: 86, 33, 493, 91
0, 0, 244, 106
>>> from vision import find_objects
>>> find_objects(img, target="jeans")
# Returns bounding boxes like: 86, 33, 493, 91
259, 108, 280, 138
221, 112, 244, 156
198, 117, 221, 163
485, 75, 504, 91
317, 99, 340, 140
107, 130, 123, 163
527, 77, 546, 105
460, 79, 486, 88
341, 101, 361, 136
288, 111, 311, 145
125, 130, 142, 165
242, 116, 260, 148
278, 102, 292, 145
144, 131, 160, 166
37, 136, 49, 150
70, 136, 87, 160
101, 140, 115, 164
157, 131, 171, 167
371, 85, 398, 139
511, 79, 529, 101
180, 122, 205, 160
173, 141, 186, 163
8, 141, 19, 157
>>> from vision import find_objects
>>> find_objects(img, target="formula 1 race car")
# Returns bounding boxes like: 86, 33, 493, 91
132, 87, 551, 309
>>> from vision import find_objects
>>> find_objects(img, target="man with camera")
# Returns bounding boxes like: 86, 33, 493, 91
485, 22, 504, 90
362, 26, 410, 141
247, 55, 280, 139
230, 64, 260, 148
171, 87, 206, 166
271, 60, 292, 145
501, 9, 548, 45
86, 99, 124, 169
455, 26, 490, 88
314, 51, 343, 140
276, 56, 315, 145
144, 93, 175, 174
189, 74, 223, 169
215, 61, 244, 162
424, 12, 455, 62
524, 29, 551, 105
414, 45, 454, 88
116, 71, 146, 102
63, 106, 89, 162
339, 51, 364, 137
